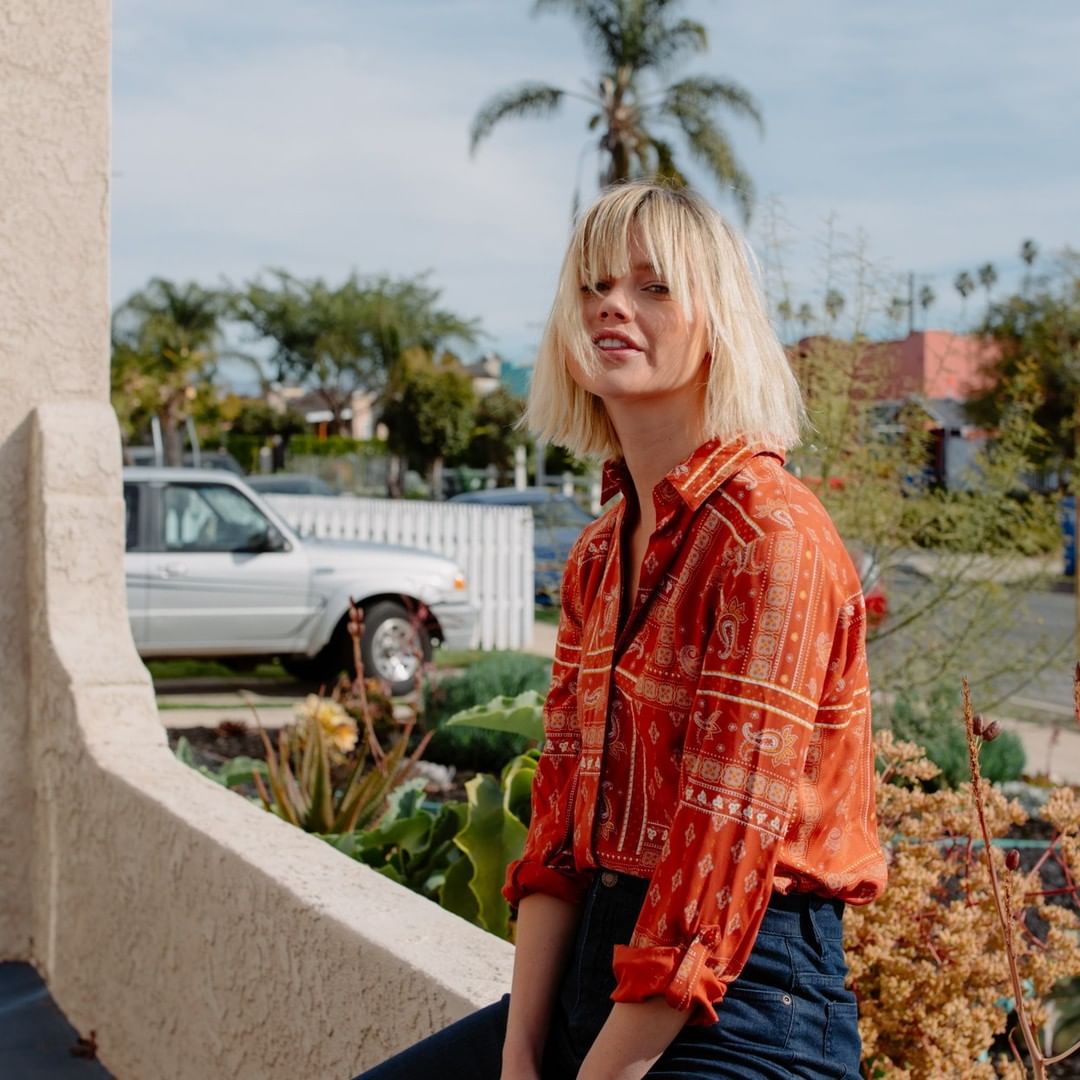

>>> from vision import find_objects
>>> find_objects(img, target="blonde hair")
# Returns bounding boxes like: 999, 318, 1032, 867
526, 180, 804, 459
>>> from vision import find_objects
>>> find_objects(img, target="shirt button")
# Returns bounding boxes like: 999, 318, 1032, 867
600, 871, 619, 888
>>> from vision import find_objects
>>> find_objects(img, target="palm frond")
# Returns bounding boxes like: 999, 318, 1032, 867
645, 136, 688, 185
680, 120, 756, 223
660, 76, 764, 133
469, 82, 566, 154
648, 18, 708, 67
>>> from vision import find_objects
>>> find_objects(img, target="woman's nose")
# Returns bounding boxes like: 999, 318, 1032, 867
598, 289, 630, 321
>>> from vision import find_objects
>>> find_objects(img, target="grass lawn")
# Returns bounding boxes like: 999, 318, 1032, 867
146, 658, 292, 681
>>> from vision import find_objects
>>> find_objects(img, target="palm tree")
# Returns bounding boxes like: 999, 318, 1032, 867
470, 0, 764, 221
111, 279, 223, 464
823, 288, 845, 322
978, 262, 998, 296
885, 297, 908, 325
954, 271, 975, 300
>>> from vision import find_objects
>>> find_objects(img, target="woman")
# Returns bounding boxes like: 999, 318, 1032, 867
356, 181, 887, 1080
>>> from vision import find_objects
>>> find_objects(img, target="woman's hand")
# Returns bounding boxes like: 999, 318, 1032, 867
575, 999, 688, 1080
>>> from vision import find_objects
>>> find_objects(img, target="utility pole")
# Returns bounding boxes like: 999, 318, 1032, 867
908, 272, 916, 335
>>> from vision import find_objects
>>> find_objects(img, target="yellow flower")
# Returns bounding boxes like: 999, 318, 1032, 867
295, 694, 358, 755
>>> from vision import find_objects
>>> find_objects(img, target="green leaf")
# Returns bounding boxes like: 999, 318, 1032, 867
453, 773, 528, 939
382, 777, 428, 824
375, 863, 405, 885
445, 691, 545, 743
502, 753, 538, 827
441, 849, 479, 925
215, 756, 269, 789
174, 736, 197, 768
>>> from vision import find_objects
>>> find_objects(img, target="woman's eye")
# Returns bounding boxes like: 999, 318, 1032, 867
580, 282, 610, 295
645, 282, 670, 294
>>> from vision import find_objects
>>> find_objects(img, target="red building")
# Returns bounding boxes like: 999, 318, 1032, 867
793, 330, 999, 489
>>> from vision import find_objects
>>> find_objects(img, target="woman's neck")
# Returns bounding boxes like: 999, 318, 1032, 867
606, 395, 707, 526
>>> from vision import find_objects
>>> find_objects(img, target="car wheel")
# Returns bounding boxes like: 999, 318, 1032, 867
281, 655, 324, 683
359, 600, 432, 696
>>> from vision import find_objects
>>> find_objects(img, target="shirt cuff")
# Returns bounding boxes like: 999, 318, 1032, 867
502, 859, 593, 912
611, 932, 728, 1026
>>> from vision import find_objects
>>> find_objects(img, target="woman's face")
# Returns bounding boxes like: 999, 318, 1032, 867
571, 228, 709, 408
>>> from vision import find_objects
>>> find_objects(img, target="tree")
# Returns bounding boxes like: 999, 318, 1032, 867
966, 251, 1080, 471
824, 288, 845, 322
111, 278, 223, 464
460, 386, 529, 473
978, 261, 998, 296
779, 223, 1062, 713
380, 352, 477, 496
232, 272, 479, 434
954, 270, 975, 300
470, 0, 763, 220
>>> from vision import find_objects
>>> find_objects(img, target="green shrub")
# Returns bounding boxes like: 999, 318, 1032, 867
884, 682, 1026, 788
286, 433, 387, 458
900, 489, 1060, 556
423, 653, 551, 772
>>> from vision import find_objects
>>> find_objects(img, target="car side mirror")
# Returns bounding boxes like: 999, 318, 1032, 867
240, 524, 287, 554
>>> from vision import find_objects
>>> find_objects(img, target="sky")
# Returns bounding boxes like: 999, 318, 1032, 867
111, 1, 1080, 389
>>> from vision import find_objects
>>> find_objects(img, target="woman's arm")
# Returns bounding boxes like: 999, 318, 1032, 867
576, 999, 688, 1080
500, 892, 581, 1079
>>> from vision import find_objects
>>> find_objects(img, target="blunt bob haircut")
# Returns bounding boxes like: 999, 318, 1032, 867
526, 180, 804, 460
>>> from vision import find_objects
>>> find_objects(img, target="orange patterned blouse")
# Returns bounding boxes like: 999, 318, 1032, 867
503, 437, 887, 1025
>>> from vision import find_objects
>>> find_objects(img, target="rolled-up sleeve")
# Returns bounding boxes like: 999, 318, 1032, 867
611, 530, 865, 1024
503, 552, 594, 910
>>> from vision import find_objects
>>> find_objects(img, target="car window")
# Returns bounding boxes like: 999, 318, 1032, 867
163, 483, 273, 552
123, 483, 140, 551
535, 499, 592, 529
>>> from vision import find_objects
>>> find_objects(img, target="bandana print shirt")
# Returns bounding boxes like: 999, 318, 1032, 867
503, 438, 888, 1025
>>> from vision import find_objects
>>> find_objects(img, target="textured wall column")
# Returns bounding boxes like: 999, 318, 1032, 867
3, 6, 514, 1076
0, 0, 112, 958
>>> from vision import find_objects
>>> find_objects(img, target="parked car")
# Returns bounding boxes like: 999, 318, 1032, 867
450, 486, 594, 605
246, 473, 342, 498
123, 468, 476, 693
451, 485, 887, 624
123, 446, 245, 475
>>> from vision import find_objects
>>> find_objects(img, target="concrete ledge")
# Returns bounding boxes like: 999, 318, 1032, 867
28, 403, 512, 1079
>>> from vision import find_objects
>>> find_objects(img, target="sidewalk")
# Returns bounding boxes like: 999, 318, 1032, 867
993, 715, 1080, 785
893, 549, 1064, 585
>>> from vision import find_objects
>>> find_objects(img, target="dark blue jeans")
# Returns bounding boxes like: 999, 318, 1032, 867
353, 872, 861, 1079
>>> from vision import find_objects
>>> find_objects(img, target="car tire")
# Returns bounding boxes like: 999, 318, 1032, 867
281, 655, 325, 683
359, 600, 432, 696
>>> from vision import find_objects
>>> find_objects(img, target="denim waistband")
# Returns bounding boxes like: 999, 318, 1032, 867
590, 869, 845, 941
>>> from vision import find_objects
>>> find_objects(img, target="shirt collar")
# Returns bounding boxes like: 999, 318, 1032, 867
600, 438, 786, 511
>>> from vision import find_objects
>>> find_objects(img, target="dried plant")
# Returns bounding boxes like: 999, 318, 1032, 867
846, 719, 1080, 1077
958, 670, 1080, 1079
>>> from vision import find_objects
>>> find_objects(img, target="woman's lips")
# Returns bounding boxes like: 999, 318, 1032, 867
593, 333, 642, 357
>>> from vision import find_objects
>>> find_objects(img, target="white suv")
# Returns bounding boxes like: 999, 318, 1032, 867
123, 468, 477, 693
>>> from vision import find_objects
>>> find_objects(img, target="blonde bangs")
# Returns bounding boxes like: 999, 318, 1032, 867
527, 180, 804, 461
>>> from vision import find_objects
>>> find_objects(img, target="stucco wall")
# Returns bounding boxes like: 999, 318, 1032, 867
0, 0, 112, 959
3, 3, 513, 1076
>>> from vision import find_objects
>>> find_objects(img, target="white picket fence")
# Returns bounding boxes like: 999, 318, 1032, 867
267, 495, 535, 651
